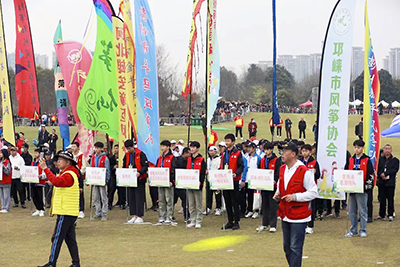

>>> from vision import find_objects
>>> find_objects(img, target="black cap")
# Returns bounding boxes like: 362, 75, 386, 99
54, 151, 77, 166
45, 150, 52, 156
279, 142, 298, 154
248, 142, 256, 148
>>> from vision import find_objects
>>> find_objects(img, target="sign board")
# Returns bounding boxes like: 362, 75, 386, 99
175, 169, 200, 190
247, 168, 274, 191
21, 166, 39, 183
335, 169, 364, 193
148, 167, 170, 187
85, 167, 106, 186
208, 169, 233, 190
116, 168, 137, 187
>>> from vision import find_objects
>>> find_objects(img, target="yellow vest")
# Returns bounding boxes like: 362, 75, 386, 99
51, 170, 79, 217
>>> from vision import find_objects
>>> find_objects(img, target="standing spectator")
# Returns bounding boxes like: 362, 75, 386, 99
44, 151, 57, 208
208, 126, 219, 147
108, 144, 120, 210
16, 132, 25, 154
345, 139, 374, 237
21, 143, 33, 201
376, 144, 399, 221
48, 129, 58, 156
276, 118, 283, 138
31, 149, 46, 217
173, 147, 190, 221
38, 125, 49, 146
248, 118, 258, 138
273, 142, 318, 266
241, 142, 260, 218
9, 146, 26, 208
298, 118, 307, 141
285, 116, 292, 140
71, 142, 87, 219
234, 113, 244, 140
312, 121, 318, 142
269, 118, 275, 139
204, 146, 222, 216
355, 117, 363, 140
0, 149, 12, 213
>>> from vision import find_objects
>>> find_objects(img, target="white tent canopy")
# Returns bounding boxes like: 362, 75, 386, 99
378, 100, 389, 107
392, 101, 400, 108
353, 99, 363, 106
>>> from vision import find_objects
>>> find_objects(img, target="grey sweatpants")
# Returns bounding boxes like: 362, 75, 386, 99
159, 187, 174, 220
93, 185, 108, 217
188, 189, 203, 224
0, 185, 11, 211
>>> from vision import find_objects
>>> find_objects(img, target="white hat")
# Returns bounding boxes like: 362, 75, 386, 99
170, 140, 177, 144
208, 146, 218, 152
253, 140, 259, 146
66, 145, 73, 149
43, 143, 50, 148
218, 141, 226, 147
178, 139, 184, 144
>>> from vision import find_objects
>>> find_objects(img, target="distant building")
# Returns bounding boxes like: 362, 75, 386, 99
295, 55, 310, 81
277, 55, 296, 79
384, 48, 400, 79
7, 52, 15, 71
257, 60, 273, 72
351, 47, 364, 80
35, 54, 48, 69
309, 53, 322, 75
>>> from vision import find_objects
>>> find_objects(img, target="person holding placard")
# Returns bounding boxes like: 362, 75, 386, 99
0, 149, 12, 213
273, 142, 318, 267
156, 140, 176, 225
21, 143, 33, 202
257, 142, 279, 232
344, 139, 374, 238
9, 146, 26, 209
241, 142, 260, 219
186, 141, 206, 229
174, 147, 190, 221
91, 142, 110, 221
301, 144, 321, 234
38, 151, 80, 267
205, 146, 222, 216
31, 149, 46, 217
124, 140, 149, 224
220, 134, 244, 230
71, 142, 88, 219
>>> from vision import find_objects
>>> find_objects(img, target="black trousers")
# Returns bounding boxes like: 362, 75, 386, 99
277, 127, 282, 136
24, 182, 31, 200
107, 176, 117, 207
206, 181, 222, 210
223, 181, 240, 224
235, 127, 243, 138
326, 199, 340, 214
261, 190, 278, 228
286, 128, 292, 139
79, 190, 84, 212
239, 183, 254, 214
270, 126, 275, 137
149, 185, 158, 207
379, 186, 395, 217
116, 187, 127, 206
129, 182, 145, 217
367, 188, 373, 219
11, 178, 26, 205
299, 129, 306, 139
32, 186, 44, 211
45, 184, 53, 206
48, 215, 80, 266
307, 199, 317, 228
174, 188, 189, 220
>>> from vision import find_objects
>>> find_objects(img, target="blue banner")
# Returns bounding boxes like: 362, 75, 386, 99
272, 0, 280, 125
135, 0, 159, 164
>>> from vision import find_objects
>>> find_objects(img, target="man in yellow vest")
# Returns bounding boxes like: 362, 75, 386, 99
38, 151, 80, 267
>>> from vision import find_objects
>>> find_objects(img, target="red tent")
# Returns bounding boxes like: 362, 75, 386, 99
299, 100, 313, 107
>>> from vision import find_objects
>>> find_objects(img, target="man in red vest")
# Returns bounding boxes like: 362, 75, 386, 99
344, 139, 374, 238
156, 140, 176, 225
233, 113, 244, 140
124, 140, 149, 224
220, 133, 244, 230
273, 142, 318, 267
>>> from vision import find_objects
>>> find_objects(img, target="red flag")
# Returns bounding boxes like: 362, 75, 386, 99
14, 0, 40, 119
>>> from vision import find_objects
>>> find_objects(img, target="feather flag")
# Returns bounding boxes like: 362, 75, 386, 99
272, 0, 280, 125
363, 0, 380, 174
14, 0, 40, 120
77, 0, 119, 140
0, 1, 15, 145
182, 0, 205, 99
53, 21, 70, 149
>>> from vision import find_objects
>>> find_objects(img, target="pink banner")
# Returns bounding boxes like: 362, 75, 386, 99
74, 123, 95, 158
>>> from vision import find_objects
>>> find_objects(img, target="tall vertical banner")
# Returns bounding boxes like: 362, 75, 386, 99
53, 21, 70, 149
113, 16, 130, 168
14, 0, 40, 120
182, 0, 204, 99
0, 2, 15, 145
317, 0, 356, 200
206, 0, 220, 145
363, 0, 380, 176
272, 0, 280, 125
77, 0, 119, 140
134, 0, 159, 164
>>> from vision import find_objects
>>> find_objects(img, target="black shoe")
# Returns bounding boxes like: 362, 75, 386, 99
342, 204, 347, 210
335, 213, 341, 219
108, 205, 113, 210
367, 217, 373, 223
38, 263, 54, 267
13, 204, 19, 208
121, 204, 127, 210
69, 264, 80, 267
222, 222, 234, 230
232, 223, 240, 230
21, 204, 26, 209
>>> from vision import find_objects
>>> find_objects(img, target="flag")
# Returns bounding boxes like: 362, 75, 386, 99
0, 1, 15, 145
363, 0, 380, 175
73, 124, 95, 158
272, 0, 280, 125
77, 0, 119, 140
182, 0, 205, 99
14, 0, 40, 120
120, 0, 137, 141
135, 0, 159, 164
53, 21, 70, 149
317, 0, 356, 200
206, 0, 220, 146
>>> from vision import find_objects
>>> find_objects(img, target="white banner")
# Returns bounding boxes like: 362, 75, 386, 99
208, 169, 233, 190
85, 167, 106, 186
247, 169, 274, 191
21, 166, 39, 183
317, 0, 356, 200
335, 169, 364, 193
116, 168, 137, 187
175, 169, 200, 190
148, 167, 170, 187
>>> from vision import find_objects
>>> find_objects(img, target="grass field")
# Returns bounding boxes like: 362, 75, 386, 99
1, 112, 400, 267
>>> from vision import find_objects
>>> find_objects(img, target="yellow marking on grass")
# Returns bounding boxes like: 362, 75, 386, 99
183, 235, 249, 252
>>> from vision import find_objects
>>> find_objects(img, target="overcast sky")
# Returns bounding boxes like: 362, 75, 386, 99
2, 0, 399, 75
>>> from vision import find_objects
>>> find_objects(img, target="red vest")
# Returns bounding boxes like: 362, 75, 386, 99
186, 155, 204, 170
277, 165, 312, 220
0, 159, 12, 185
348, 157, 368, 184
32, 160, 46, 185
91, 154, 107, 168
125, 149, 147, 179
157, 154, 174, 169
76, 154, 84, 170
304, 159, 317, 184
220, 150, 242, 181
260, 156, 278, 188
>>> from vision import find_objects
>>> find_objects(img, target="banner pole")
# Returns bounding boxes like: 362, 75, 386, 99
258, 190, 263, 233
126, 186, 129, 223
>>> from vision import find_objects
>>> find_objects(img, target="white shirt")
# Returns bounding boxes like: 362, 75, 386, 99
277, 160, 318, 223
10, 154, 26, 179
207, 156, 221, 171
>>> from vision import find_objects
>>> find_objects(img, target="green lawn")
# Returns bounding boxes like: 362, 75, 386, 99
2, 112, 400, 267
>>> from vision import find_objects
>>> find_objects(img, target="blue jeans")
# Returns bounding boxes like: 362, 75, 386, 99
349, 192, 368, 235
282, 221, 307, 267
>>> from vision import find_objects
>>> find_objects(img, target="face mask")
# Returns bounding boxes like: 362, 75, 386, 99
21, 148, 25, 153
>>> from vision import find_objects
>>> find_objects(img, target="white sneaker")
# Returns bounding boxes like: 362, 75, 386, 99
32, 210, 40, 217
251, 212, 259, 219
245, 211, 254, 218
127, 216, 137, 224
164, 219, 172, 225
158, 217, 165, 224
178, 207, 184, 214
134, 217, 144, 224
187, 222, 196, 228
305, 227, 314, 234
215, 209, 222, 216
203, 208, 211, 215
256, 225, 268, 232
241, 137, 244, 140
39, 210, 45, 217
78, 211, 85, 219
195, 223, 201, 229
269, 227, 277, 233
0, 209, 8, 213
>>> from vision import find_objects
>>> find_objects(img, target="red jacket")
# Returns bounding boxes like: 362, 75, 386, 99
277, 164, 312, 220
16, 139, 24, 154
32, 159, 46, 185
91, 154, 107, 168
156, 152, 175, 183
220, 149, 243, 181
348, 157, 369, 184
44, 166, 80, 187
187, 154, 206, 188
0, 159, 12, 185
260, 156, 278, 188
125, 149, 148, 180
76, 154, 84, 170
